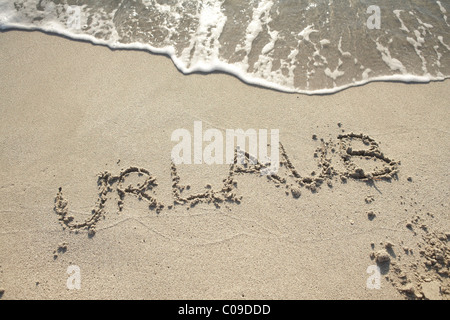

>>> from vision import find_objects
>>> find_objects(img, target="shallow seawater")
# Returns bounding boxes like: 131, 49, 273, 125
1, 0, 449, 94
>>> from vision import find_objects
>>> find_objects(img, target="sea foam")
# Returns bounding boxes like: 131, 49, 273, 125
1, 0, 449, 94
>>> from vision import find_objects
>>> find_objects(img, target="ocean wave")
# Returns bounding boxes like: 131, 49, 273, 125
1, 0, 449, 94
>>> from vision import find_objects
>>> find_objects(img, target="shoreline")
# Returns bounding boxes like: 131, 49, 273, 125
1, 27, 448, 96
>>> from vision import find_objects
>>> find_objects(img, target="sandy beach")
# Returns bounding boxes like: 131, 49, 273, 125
0, 30, 449, 300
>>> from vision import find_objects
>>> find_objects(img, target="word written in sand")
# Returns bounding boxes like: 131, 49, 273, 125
54, 133, 400, 236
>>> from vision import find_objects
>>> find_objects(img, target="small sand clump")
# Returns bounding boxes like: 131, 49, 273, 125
375, 250, 391, 263
291, 187, 301, 198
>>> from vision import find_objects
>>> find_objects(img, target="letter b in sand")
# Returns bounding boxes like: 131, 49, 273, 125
366, 265, 381, 289
67, 265, 81, 290
366, 5, 381, 30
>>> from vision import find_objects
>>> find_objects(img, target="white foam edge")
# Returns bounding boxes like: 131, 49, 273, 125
1, 23, 449, 96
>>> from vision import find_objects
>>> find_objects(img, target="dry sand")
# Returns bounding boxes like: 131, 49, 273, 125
0, 30, 449, 300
